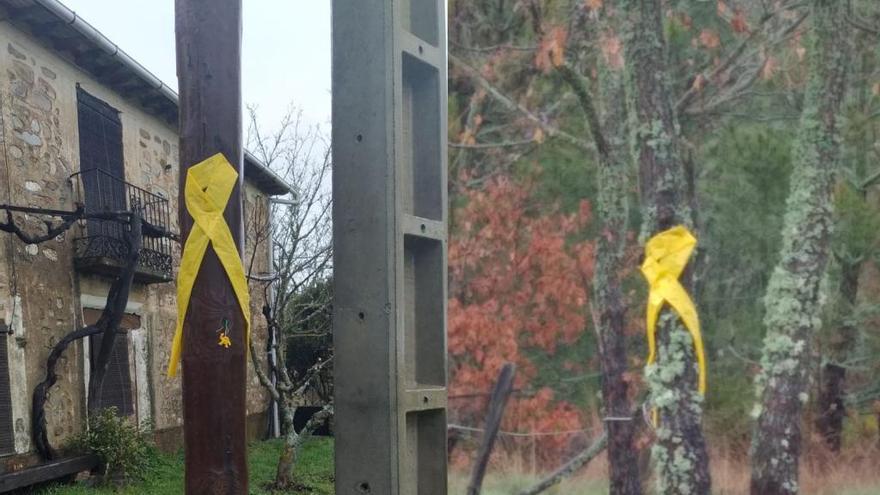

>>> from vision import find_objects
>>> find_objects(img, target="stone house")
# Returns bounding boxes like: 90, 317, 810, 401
0, 0, 289, 465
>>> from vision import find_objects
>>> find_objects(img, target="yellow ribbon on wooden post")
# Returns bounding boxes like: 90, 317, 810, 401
167, 153, 251, 377
641, 225, 706, 396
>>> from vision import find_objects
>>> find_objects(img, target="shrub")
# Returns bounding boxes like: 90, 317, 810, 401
68, 408, 156, 485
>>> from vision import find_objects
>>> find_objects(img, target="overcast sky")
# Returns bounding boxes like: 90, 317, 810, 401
62, 0, 332, 134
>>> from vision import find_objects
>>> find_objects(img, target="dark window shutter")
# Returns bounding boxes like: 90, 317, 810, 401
89, 332, 134, 417
76, 88, 125, 240
76, 88, 123, 178
0, 336, 15, 455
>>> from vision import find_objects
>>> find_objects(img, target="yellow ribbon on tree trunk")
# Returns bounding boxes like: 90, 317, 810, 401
641, 225, 706, 395
167, 153, 250, 377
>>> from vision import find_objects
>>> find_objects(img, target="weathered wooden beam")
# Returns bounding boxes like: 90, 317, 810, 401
0, 455, 99, 493
175, 0, 248, 493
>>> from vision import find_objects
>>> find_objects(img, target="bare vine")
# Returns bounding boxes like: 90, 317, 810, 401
0, 203, 174, 459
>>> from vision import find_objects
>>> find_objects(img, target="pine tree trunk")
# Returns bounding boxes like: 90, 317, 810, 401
557, 9, 642, 492
816, 261, 859, 453
749, 2, 852, 493
594, 267, 642, 495
594, 48, 642, 495
617, 1, 710, 493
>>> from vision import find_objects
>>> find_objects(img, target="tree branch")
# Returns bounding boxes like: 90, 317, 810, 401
516, 432, 608, 495
85, 212, 142, 414
31, 324, 104, 460
296, 404, 333, 447
676, 9, 809, 116
0, 204, 178, 244
451, 41, 537, 53
248, 322, 282, 403
556, 63, 608, 157
449, 54, 593, 152
0, 206, 83, 244
847, 15, 880, 37
449, 139, 536, 150
30, 210, 146, 459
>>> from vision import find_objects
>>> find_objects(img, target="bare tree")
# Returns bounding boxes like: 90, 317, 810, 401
244, 107, 333, 490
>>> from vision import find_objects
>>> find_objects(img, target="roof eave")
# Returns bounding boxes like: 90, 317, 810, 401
0, 0, 294, 197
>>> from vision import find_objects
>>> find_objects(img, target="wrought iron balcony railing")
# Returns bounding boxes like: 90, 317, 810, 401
70, 169, 174, 284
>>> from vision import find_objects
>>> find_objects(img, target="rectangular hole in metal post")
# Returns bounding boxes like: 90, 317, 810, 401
401, 0, 439, 46
401, 54, 442, 221
404, 409, 448, 494
404, 235, 445, 388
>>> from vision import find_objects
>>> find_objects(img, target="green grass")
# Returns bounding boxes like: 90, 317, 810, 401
39, 438, 334, 495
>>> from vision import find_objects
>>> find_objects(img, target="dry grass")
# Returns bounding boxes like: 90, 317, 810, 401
711, 451, 880, 494
449, 443, 610, 494
450, 442, 880, 495
448, 471, 608, 495
709, 429, 880, 495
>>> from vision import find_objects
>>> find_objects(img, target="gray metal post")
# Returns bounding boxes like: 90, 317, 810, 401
332, 0, 448, 493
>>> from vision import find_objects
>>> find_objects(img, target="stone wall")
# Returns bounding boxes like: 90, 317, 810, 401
0, 21, 272, 457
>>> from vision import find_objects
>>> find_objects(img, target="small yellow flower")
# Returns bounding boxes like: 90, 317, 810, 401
218, 333, 232, 348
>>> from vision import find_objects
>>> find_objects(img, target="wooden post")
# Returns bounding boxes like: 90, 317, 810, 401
467, 363, 516, 495
175, 1, 248, 493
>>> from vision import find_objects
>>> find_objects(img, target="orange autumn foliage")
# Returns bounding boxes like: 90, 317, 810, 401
698, 28, 721, 49
730, 10, 750, 34
535, 26, 568, 73
448, 173, 595, 465
599, 31, 624, 70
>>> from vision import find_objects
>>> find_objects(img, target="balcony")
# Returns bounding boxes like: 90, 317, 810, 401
70, 169, 174, 284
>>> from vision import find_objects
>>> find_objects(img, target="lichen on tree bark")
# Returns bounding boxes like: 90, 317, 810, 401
554, 10, 642, 492
749, 1, 852, 494
616, 0, 711, 493
592, 43, 643, 495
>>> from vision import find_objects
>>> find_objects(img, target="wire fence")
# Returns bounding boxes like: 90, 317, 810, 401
447, 422, 601, 438
446, 420, 607, 473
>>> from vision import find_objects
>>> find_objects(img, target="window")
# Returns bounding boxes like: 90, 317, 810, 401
84, 310, 136, 417
89, 332, 134, 417
76, 87, 125, 240
72, 88, 174, 283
